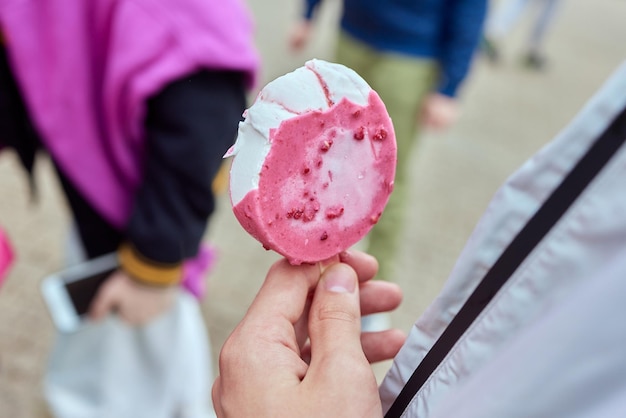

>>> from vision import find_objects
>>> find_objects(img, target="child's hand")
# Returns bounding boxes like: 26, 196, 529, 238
89, 270, 177, 325
420, 93, 459, 131
288, 20, 313, 52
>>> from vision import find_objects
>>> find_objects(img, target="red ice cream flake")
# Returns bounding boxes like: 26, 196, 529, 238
373, 128, 387, 141
325, 205, 344, 220
353, 126, 365, 140
320, 139, 333, 152
370, 212, 382, 224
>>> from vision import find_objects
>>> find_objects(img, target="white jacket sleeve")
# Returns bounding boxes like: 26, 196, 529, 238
430, 250, 626, 418
380, 60, 626, 418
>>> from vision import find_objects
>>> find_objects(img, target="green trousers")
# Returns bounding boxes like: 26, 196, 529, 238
336, 32, 438, 281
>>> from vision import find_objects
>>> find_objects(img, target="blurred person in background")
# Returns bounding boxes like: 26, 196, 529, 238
289, 0, 487, 329
482, 0, 562, 69
0, 0, 258, 416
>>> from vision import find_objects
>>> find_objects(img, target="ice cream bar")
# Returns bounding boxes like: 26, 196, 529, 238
225, 59, 396, 264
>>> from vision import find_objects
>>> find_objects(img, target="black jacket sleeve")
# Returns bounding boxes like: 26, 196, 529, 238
124, 70, 246, 267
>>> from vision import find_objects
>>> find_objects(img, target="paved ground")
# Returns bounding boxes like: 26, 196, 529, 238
0, 0, 625, 416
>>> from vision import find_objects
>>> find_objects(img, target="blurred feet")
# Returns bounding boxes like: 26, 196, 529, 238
481, 37, 501, 64
481, 37, 548, 72
522, 51, 547, 70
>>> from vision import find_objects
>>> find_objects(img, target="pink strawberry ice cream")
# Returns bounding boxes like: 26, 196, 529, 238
225, 59, 396, 264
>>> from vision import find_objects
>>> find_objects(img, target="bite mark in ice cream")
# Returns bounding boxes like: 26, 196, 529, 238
226, 59, 396, 264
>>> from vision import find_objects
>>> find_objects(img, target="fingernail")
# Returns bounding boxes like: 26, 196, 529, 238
324, 266, 356, 293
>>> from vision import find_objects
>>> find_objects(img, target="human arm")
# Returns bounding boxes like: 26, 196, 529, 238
421, 0, 486, 131
420, 93, 459, 132
437, 0, 487, 98
90, 70, 247, 325
289, 0, 322, 52
212, 250, 405, 417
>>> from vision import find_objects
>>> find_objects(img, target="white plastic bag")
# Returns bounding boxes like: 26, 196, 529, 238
44, 225, 216, 417
44, 290, 215, 418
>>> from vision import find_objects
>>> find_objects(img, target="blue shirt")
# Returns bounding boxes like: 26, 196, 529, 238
304, 0, 487, 97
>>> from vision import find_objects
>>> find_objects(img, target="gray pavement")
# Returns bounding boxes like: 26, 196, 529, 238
1, 0, 625, 416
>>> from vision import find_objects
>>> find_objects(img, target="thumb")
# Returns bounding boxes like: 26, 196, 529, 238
307, 263, 364, 370
304, 264, 381, 414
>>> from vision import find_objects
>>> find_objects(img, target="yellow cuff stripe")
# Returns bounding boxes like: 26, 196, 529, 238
212, 160, 231, 196
118, 244, 182, 286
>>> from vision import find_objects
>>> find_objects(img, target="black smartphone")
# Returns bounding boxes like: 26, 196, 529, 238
40, 253, 118, 332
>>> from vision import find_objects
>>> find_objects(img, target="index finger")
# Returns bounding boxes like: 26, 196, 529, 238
245, 259, 321, 326
245, 250, 378, 325
338, 250, 378, 283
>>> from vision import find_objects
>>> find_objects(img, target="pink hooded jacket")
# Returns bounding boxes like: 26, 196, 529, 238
0, 0, 258, 229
